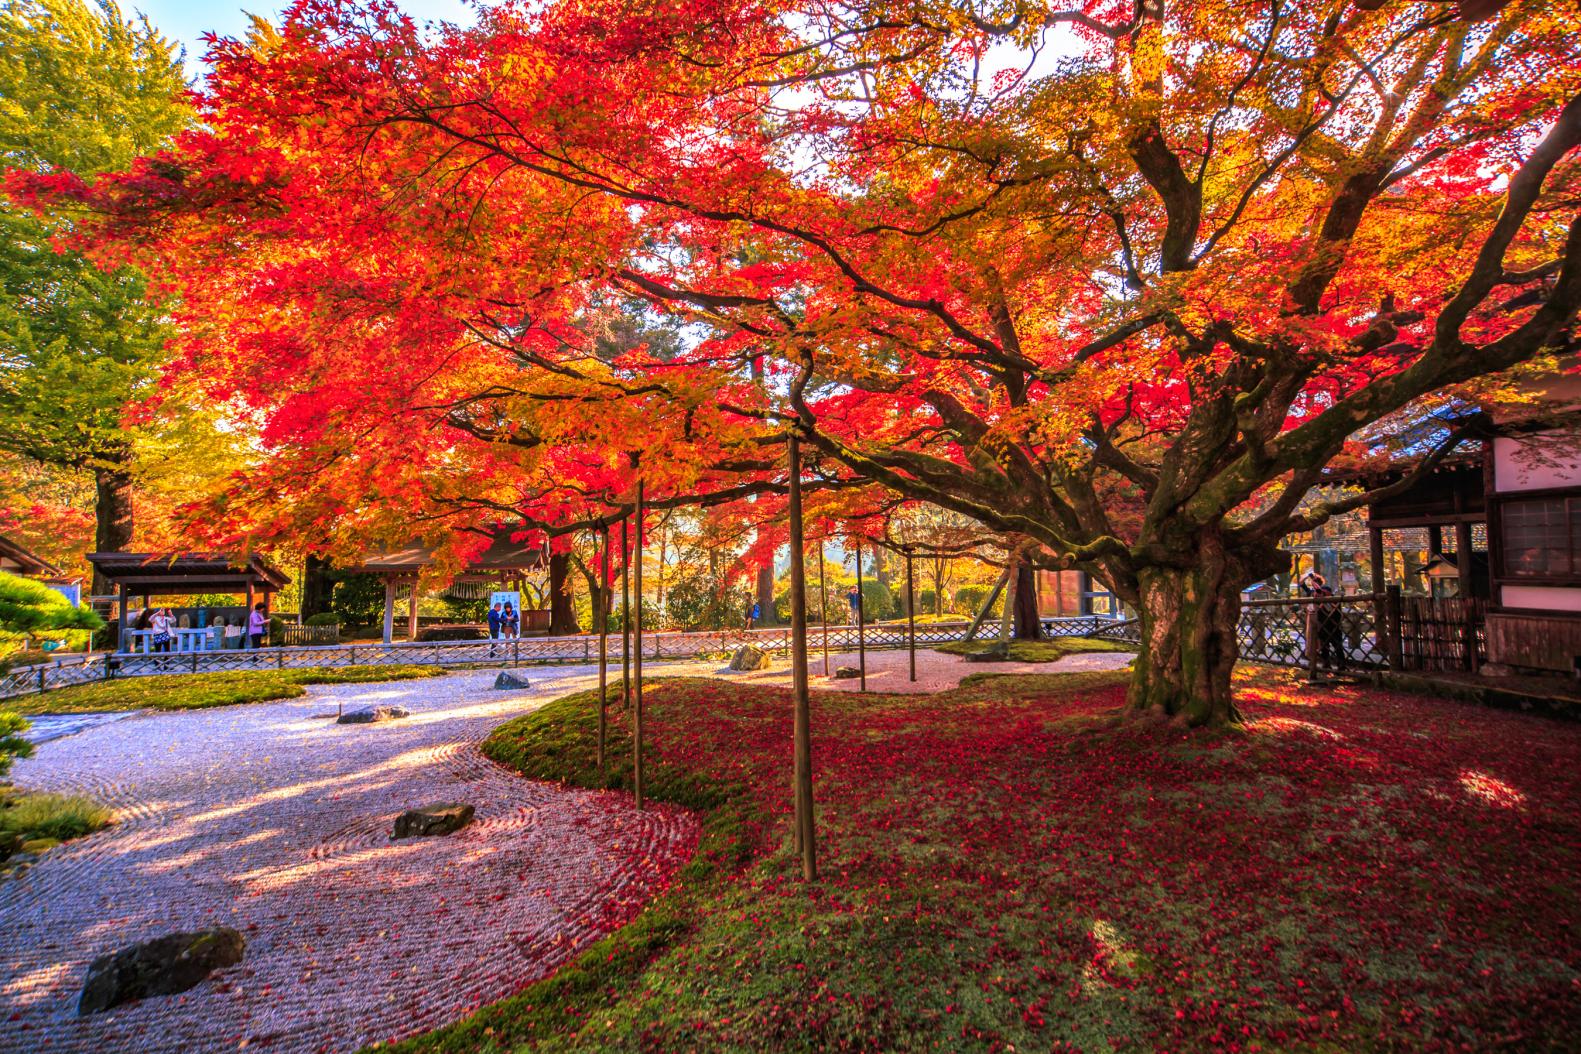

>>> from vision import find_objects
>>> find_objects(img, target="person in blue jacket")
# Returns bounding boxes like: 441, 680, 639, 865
487, 602, 503, 640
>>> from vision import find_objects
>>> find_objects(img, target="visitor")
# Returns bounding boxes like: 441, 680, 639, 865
487, 602, 503, 640
847, 586, 861, 625
502, 602, 519, 640
1300, 573, 1346, 674
150, 607, 174, 653
224, 615, 244, 650
745, 600, 760, 631
248, 603, 267, 649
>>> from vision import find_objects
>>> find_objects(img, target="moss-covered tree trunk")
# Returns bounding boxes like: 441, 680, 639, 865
1127, 559, 1244, 727
549, 550, 579, 635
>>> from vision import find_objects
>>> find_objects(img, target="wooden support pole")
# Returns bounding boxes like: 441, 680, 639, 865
598, 524, 610, 776
818, 541, 829, 677
245, 580, 256, 649
116, 583, 128, 654
633, 478, 645, 810
620, 515, 631, 709
787, 435, 816, 880
906, 549, 916, 682
965, 567, 1010, 641
381, 576, 395, 645
855, 536, 866, 692
406, 578, 419, 641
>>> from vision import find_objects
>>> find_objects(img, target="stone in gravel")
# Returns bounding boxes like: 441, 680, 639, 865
963, 644, 1011, 663
728, 645, 771, 671
392, 803, 475, 840
336, 705, 411, 724
78, 927, 245, 1015
832, 665, 862, 679
493, 671, 531, 690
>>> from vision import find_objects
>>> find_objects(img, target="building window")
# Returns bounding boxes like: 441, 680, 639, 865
1500, 497, 1581, 578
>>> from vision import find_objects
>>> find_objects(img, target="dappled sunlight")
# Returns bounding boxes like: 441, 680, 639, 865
142, 826, 280, 875
1244, 715, 1347, 741
1458, 769, 1527, 809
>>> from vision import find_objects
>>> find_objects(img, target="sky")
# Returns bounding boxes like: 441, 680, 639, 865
128, 0, 479, 76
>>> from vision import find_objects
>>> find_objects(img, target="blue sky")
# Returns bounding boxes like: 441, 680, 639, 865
128, 0, 479, 75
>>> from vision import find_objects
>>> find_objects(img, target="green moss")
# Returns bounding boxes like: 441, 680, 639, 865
933, 636, 1133, 663
1, 791, 111, 847
5, 664, 446, 716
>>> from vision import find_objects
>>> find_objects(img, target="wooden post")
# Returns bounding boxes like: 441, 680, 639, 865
1305, 603, 1320, 683
621, 516, 631, 709
1385, 584, 1404, 671
598, 524, 610, 776
818, 541, 830, 677
855, 536, 866, 692
1370, 524, 1387, 667
965, 568, 1010, 641
406, 578, 419, 641
381, 576, 396, 645
906, 548, 916, 682
788, 435, 816, 880
633, 479, 645, 810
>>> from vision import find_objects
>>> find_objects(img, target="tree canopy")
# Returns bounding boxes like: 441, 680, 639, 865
0, 0, 191, 589
17, 0, 1580, 723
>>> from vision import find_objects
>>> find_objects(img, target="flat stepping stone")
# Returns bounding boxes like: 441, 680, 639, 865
493, 671, 531, 690
392, 803, 475, 840
832, 665, 862, 679
336, 705, 410, 724
78, 927, 245, 1015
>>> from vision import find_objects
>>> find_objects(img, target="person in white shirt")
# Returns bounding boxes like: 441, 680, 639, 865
150, 608, 175, 653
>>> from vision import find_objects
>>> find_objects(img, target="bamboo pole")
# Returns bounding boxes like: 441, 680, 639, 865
787, 435, 816, 880
633, 478, 645, 811
621, 515, 631, 709
598, 523, 610, 776
855, 536, 866, 692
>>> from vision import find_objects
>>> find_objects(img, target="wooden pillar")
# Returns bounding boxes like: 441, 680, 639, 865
1454, 520, 1475, 598
906, 548, 916, 682
633, 479, 645, 810
245, 580, 256, 649
1370, 523, 1388, 664
116, 582, 129, 654
406, 577, 420, 641
382, 576, 396, 645
1369, 524, 1385, 594
787, 434, 816, 880
598, 524, 610, 775
855, 537, 866, 692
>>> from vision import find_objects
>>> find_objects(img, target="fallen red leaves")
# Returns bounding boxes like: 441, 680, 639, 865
473, 670, 1581, 1052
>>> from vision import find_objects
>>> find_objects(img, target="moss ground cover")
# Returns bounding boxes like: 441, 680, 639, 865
396, 668, 1581, 1052
933, 635, 1134, 662
0, 788, 111, 863
3, 664, 446, 716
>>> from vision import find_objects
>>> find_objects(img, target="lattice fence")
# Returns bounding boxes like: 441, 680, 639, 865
0, 614, 1128, 702
1093, 597, 1390, 670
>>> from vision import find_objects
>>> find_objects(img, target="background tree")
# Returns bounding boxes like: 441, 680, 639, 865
0, 0, 188, 594
28, 0, 1581, 725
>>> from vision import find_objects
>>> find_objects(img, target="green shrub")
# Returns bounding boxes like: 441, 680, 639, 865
0, 711, 31, 780
304, 611, 343, 626
954, 583, 1001, 618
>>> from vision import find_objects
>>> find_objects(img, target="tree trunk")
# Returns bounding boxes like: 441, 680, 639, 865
755, 561, 776, 626
91, 464, 134, 597
549, 550, 579, 634
1012, 562, 1040, 639
301, 555, 333, 619
1127, 563, 1243, 727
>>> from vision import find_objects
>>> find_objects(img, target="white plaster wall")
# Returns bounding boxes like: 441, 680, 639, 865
1492, 434, 1581, 493
1499, 584, 1581, 612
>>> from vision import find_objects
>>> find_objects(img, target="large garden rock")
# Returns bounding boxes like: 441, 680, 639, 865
392, 803, 475, 840
832, 665, 862, 680
78, 927, 245, 1015
962, 643, 1011, 663
728, 645, 771, 671
336, 705, 410, 725
493, 671, 531, 690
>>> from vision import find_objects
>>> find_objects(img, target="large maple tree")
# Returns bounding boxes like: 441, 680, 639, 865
17, 0, 1581, 724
